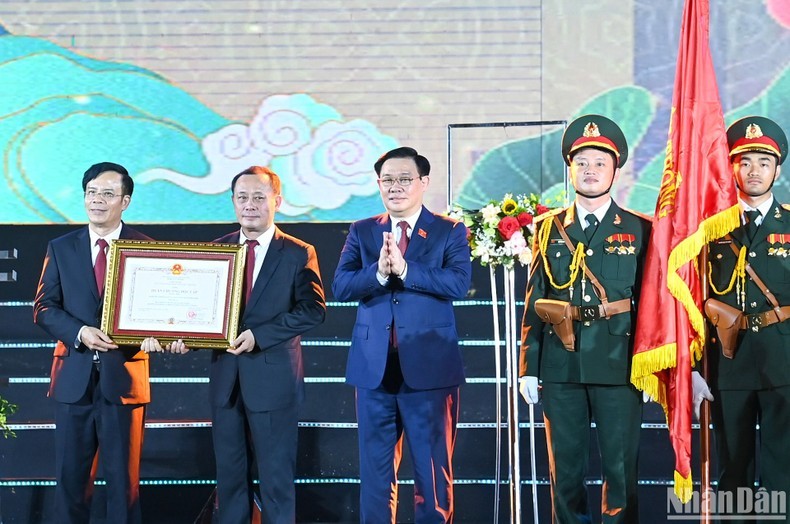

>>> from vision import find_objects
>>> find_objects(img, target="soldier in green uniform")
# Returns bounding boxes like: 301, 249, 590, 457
700, 116, 790, 517
519, 115, 651, 523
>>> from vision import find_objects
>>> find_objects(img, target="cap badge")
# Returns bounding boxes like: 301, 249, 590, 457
745, 123, 764, 140
583, 122, 601, 138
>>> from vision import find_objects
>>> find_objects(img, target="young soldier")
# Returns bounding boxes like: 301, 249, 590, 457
519, 115, 651, 523
701, 116, 790, 511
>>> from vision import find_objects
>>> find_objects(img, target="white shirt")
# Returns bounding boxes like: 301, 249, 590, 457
78, 223, 123, 348
739, 197, 774, 227
241, 225, 276, 286
88, 223, 123, 266
576, 199, 612, 229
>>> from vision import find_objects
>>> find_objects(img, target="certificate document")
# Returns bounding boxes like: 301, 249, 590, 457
101, 240, 246, 348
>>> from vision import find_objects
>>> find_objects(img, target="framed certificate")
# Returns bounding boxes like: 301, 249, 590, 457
100, 240, 246, 349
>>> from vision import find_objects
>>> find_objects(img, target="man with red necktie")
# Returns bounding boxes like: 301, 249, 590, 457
209, 166, 326, 523
333, 147, 472, 523
33, 162, 152, 524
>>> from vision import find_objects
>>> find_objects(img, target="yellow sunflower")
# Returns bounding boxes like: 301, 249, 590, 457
501, 198, 518, 215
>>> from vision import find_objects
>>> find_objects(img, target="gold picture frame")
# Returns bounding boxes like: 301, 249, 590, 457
100, 240, 246, 349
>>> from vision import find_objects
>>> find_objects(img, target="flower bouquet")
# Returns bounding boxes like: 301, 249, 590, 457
451, 193, 554, 268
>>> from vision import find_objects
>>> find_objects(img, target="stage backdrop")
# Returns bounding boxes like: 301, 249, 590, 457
0, 0, 788, 224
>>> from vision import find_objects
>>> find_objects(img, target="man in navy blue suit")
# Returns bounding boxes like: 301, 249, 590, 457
33, 162, 152, 524
333, 147, 472, 523
207, 166, 326, 523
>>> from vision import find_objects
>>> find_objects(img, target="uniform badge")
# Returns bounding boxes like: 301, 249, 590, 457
613, 214, 622, 225
583, 122, 601, 137
745, 123, 764, 139
775, 206, 782, 219
767, 233, 789, 257
605, 233, 636, 255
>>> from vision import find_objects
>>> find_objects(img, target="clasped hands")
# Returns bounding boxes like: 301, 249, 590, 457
377, 231, 407, 279
140, 329, 257, 355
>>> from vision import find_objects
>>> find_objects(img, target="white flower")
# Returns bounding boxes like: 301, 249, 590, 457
518, 249, 533, 266
481, 204, 501, 226
471, 243, 491, 260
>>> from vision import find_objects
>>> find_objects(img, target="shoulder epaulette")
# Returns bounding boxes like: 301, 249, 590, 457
620, 207, 654, 222
535, 206, 565, 223
782, 203, 790, 212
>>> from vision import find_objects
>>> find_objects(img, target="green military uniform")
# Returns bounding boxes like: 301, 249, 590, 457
520, 115, 651, 523
707, 116, 790, 514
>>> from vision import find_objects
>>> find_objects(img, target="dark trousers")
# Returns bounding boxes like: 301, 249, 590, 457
711, 386, 790, 523
356, 353, 460, 524
211, 380, 299, 524
53, 364, 146, 524
541, 382, 642, 524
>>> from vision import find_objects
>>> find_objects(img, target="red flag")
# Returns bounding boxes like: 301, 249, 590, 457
630, 0, 740, 503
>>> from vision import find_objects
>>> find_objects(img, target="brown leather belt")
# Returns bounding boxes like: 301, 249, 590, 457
738, 306, 790, 332
569, 298, 632, 321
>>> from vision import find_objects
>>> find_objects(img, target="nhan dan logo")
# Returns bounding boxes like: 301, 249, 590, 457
667, 488, 786, 521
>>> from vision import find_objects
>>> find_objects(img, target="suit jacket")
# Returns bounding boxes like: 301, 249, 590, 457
209, 228, 326, 412
520, 202, 651, 385
333, 207, 472, 390
33, 223, 152, 405
708, 198, 790, 390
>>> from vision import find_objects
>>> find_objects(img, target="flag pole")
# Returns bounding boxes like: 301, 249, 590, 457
699, 245, 712, 524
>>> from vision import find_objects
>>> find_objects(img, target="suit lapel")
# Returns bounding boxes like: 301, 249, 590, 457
74, 227, 101, 302
592, 203, 625, 245
562, 206, 585, 247
246, 228, 284, 310
751, 200, 784, 248
405, 207, 434, 261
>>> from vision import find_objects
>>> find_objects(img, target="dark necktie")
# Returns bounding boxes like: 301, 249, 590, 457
584, 214, 599, 242
745, 209, 761, 242
244, 239, 259, 304
94, 238, 109, 296
397, 221, 410, 255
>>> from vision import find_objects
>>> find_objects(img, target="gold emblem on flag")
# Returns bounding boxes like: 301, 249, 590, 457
583, 122, 600, 138
745, 123, 763, 139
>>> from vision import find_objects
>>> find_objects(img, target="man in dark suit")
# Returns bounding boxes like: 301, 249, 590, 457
333, 147, 471, 523
519, 116, 651, 523
33, 162, 152, 524
209, 166, 325, 524
701, 116, 790, 516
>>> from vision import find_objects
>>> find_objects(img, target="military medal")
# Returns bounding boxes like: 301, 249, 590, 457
767, 234, 789, 257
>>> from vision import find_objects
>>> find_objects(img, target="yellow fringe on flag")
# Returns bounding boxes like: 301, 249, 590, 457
665, 204, 741, 368
674, 469, 694, 504
631, 204, 741, 467
631, 204, 741, 396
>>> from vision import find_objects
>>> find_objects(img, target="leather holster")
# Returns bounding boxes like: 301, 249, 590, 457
534, 299, 575, 351
704, 298, 743, 359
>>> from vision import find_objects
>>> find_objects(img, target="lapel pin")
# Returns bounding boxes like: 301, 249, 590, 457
775, 207, 781, 219
418, 228, 427, 238
613, 214, 621, 225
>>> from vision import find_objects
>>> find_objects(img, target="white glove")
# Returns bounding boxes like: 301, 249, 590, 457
642, 391, 652, 404
519, 376, 540, 405
692, 371, 714, 420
